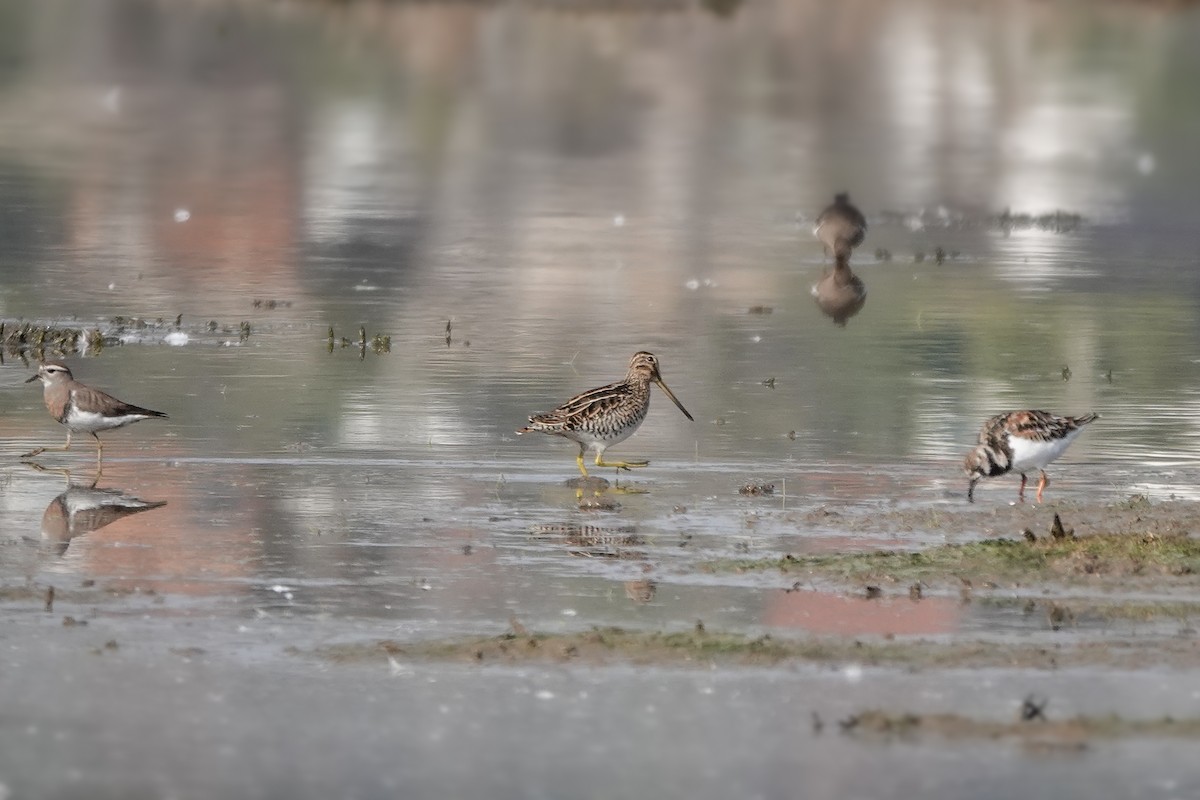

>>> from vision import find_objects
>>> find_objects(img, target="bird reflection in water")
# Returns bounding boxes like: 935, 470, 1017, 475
812, 192, 868, 327
811, 254, 867, 327
624, 579, 657, 605
528, 522, 644, 560
31, 464, 167, 555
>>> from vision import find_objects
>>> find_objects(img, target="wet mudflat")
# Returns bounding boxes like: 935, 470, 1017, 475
5, 453, 1200, 798
3, 0, 1200, 797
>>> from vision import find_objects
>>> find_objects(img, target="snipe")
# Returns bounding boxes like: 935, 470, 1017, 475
517, 351, 693, 477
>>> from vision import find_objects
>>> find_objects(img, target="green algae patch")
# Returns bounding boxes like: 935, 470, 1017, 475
319, 627, 805, 668
840, 708, 1200, 746
979, 595, 1200, 625
701, 532, 1200, 587
311, 626, 1200, 671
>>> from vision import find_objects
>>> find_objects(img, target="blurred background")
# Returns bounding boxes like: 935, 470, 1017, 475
1, 0, 1198, 473
2, 2, 1200, 798
0, 0, 1199, 636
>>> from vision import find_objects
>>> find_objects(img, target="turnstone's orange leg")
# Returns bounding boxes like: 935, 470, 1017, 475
1017, 473, 1027, 503
1036, 471, 1049, 504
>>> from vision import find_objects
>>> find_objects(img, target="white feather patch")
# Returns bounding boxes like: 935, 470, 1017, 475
1008, 429, 1082, 473
64, 408, 150, 433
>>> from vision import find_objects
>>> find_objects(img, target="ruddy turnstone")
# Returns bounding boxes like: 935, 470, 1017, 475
964, 410, 1098, 503
814, 192, 867, 260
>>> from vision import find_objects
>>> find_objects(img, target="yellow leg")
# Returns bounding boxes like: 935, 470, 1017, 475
22, 431, 72, 460
24, 460, 99, 489
25, 460, 72, 486
93, 433, 104, 475
595, 453, 649, 472
576, 451, 590, 477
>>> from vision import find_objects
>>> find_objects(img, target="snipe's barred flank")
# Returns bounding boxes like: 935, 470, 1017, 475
517, 351, 693, 477
964, 410, 1098, 503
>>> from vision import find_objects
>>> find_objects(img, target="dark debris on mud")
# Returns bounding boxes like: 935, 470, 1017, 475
837, 707, 1200, 747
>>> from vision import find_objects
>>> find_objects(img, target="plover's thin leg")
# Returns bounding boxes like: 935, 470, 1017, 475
91, 432, 104, 471
22, 431, 72, 460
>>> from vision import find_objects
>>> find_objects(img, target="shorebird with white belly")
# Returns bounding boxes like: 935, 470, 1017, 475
23, 361, 168, 468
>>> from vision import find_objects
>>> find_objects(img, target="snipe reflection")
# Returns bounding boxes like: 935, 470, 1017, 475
528, 522, 645, 559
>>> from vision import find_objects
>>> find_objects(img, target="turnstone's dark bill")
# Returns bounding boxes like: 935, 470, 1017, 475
964, 410, 1098, 503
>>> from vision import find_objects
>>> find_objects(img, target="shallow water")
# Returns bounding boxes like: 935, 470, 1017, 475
2, 0, 1200, 797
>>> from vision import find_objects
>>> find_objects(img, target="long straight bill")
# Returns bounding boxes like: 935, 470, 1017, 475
655, 379, 694, 422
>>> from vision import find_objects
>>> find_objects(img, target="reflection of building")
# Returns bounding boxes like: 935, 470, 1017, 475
43, 471, 258, 597
1, 4, 307, 315
72, 84, 305, 313
764, 589, 960, 636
